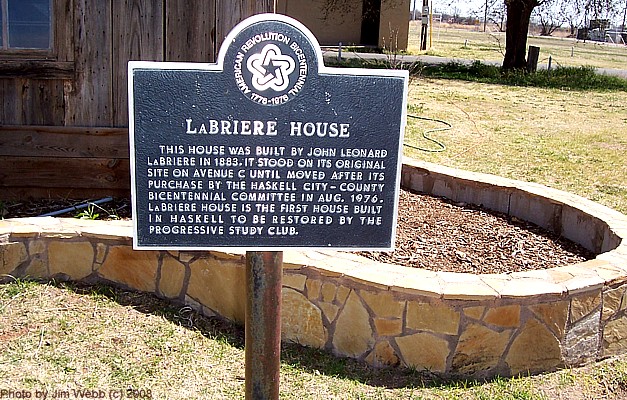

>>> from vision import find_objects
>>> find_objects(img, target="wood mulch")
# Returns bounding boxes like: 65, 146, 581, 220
359, 189, 594, 274
1, 189, 594, 275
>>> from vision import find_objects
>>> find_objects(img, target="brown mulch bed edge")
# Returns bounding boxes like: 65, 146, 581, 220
1, 190, 593, 274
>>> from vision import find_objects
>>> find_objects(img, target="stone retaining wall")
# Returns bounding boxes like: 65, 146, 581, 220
1, 159, 626, 378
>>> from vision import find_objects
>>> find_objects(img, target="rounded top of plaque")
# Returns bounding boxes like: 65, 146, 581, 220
218, 14, 322, 107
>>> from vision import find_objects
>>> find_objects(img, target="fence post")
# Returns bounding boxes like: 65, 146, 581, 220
527, 46, 540, 73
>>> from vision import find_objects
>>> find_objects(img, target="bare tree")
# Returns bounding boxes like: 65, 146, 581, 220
487, 0, 508, 31
557, 0, 617, 36
533, 0, 565, 35
560, 0, 587, 36
444, 0, 538, 69
584, 0, 620, 22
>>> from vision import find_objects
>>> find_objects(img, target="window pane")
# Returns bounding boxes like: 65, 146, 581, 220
8, 0, 51, 49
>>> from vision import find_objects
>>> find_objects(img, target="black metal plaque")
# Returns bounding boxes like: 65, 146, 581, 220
129, 14, 408, 250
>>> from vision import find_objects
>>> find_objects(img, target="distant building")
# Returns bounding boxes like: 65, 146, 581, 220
277, 0, 410, 51
589, 19, 611, 31
577, 19, 626, 44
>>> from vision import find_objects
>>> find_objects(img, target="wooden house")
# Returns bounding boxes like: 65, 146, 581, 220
0, 0, 408, 200
0, 0, 273, 200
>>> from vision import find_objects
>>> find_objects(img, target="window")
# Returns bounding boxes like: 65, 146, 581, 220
1, 0, 52, 50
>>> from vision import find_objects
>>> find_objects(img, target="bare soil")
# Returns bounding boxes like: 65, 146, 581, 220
1, 189, 593, 274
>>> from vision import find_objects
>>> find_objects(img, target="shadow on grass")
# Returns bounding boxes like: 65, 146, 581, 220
47, 280, 484, 391
65, 280, 246, 348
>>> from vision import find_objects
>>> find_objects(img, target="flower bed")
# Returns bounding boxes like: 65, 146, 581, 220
1, 158, 626, 378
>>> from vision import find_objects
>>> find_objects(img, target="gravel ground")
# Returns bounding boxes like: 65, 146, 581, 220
1, 189, 593, 274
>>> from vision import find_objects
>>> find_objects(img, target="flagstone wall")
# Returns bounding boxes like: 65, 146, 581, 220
1, 160, 626, 378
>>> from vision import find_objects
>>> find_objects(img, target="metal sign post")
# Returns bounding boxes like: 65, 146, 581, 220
245, 251, 282, 399
128, 14, 408, 400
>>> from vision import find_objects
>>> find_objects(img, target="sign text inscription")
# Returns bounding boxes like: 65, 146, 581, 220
129, 15, 408, 250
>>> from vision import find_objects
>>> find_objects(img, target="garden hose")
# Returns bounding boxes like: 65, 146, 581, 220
404, 114, 451, 152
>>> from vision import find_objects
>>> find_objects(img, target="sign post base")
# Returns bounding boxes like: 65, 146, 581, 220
245, 251, 283, 400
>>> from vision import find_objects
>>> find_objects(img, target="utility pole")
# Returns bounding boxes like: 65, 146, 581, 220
484, 0, 488, 32
420, 0, 429, 50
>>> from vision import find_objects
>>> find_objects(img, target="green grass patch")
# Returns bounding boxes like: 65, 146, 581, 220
407, 22, 627, 71
0, 278, 40, 300
421, 61, 627, 91
330, 65, 627, 213
592, 358, 627, 393
327, 57, 627, 91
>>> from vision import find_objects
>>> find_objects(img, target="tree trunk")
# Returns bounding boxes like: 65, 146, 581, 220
503, 0, 539, 70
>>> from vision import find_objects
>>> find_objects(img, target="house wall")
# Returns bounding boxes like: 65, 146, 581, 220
0, 0, 219, 128
379, 0, 410, 51
0, 0, 270, 200
277, 0, 363, 46
1, 0, 409, 127
277, 0, 410, 50
0, 0, 408, 200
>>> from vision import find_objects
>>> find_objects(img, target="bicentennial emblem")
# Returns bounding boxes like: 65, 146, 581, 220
234, 32, 308, 106
248, 44, 295, 92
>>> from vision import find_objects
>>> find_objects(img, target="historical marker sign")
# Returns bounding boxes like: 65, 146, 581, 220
129, 14, 408, 250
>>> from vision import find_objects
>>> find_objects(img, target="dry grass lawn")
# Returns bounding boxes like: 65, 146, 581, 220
407, 21, 627, 71
404, 78, 627, 214
2, 280, 627, 399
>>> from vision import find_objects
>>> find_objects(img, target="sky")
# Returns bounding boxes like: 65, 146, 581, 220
410, 0, 486, 17
416, 0, 627, 25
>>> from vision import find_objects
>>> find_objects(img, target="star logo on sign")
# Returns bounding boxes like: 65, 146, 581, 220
247, 44, 296, 92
